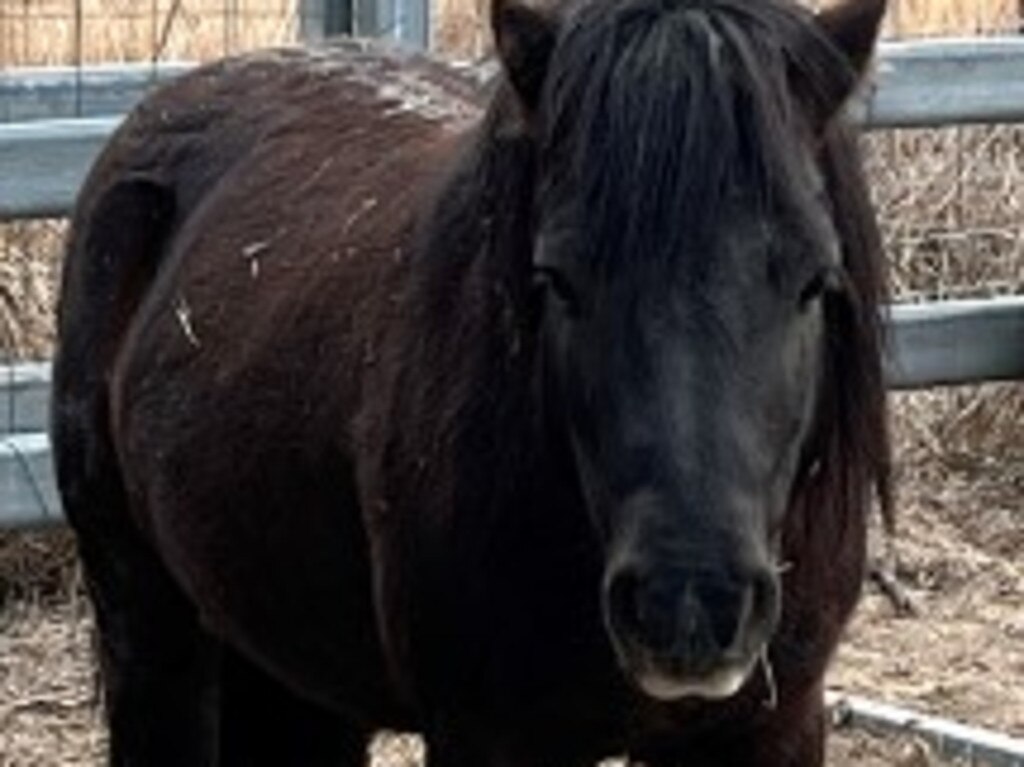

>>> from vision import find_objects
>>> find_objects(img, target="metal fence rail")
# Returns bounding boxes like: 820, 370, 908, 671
0, 63, 193, 123
827, 693, 1024, 767
0, 433, 59, 528
2, 36, 1024, 530
0, 295, 1019, 423
8, 38, 1024, 220
2, 307, 1022, 529
887, 297, 1024, 389
856, 37, 1024, 128
0, 116, 118, 219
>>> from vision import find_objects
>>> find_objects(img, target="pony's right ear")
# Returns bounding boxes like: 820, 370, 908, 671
492, 0, 557, 112
816, 0, 887, 80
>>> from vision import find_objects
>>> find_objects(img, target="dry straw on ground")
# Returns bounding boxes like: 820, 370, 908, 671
1, 0, 1022, 764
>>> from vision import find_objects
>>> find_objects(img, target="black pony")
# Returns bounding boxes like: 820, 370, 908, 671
52, 0, 890, 764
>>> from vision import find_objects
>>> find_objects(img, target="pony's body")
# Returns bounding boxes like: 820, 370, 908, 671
85, 43, 476, 722
53, 2, 889, 765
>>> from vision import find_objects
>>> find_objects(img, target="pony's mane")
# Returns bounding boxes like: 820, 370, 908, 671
814, 120, 893, 533
541, 0, 859, 272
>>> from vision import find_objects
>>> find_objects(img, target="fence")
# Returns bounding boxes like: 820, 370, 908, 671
0, 0, 423, 63
3, 33, 1024, 527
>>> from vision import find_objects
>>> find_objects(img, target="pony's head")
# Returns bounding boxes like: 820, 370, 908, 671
494, 0, 887, 700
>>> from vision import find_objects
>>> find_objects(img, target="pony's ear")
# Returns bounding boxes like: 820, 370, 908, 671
816, 0, 887, 79
798, 0, 886, 129
492, 0, 557, 112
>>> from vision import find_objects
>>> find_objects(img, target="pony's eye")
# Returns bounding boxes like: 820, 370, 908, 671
533, 265, 582, 317
797, 270, 832, 310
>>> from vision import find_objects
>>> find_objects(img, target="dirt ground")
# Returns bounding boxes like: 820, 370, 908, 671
1, 411, 1020, 765
0, 606, 997, 767
0, 608, 996, 767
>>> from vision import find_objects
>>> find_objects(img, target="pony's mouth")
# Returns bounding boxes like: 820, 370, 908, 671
628, 649, 761, 701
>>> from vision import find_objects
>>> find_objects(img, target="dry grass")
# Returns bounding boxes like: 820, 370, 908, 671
864, 125, 1024, 465
0, 0, 300, 66
0, 589, 982, 766
0, 528, 77, 594
0, 220, 62, 360
887, 0, 1022, 36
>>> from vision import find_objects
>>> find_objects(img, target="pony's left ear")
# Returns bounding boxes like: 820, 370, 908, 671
816, 0, 887, 80
800, 0, 886, 128
492, 0, 557, 112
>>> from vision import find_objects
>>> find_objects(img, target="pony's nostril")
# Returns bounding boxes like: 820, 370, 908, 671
707, 568, 781, 653
608, 570, 677, 653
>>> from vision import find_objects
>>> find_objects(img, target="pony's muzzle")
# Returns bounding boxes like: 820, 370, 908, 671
604, 562, 780, 701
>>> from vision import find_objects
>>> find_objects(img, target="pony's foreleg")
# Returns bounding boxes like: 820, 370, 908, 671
217, 647, 370, 766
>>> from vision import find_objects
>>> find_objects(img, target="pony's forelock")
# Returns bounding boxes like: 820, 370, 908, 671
535, 0, 859, 274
